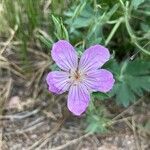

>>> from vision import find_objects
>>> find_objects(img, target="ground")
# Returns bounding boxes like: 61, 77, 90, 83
0, 80, 149, 149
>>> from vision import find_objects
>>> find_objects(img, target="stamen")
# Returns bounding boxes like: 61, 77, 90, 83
70, 69, 86, 85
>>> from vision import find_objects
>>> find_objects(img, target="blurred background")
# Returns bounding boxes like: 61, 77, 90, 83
0, 0, 150, 149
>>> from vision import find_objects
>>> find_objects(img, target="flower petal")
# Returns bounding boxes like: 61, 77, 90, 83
67, 84, 90, 116
84, 69, 115, 93
51, 40, 78, 71
79, 45, 110, 72
46, 71, 71, 94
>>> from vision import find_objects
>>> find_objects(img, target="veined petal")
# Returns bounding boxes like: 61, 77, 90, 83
46, 71, 71, 94
84, 69, 115, 93
51, 40, 78, 71
79, 45, 110, 72
67, 84, 90, 116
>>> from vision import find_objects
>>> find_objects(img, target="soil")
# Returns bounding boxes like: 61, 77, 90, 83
1, 94, 149, 150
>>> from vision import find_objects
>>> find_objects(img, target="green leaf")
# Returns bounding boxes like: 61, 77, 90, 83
140, 23, 150, 32
86, 100, 110, 133
126, 76, 144, 97
126, 76, 150, 96
50, 64, 60, 71
115, 82, 136, 107
131, 0, 145, 9
52, 15, 69, 40
86, 115, 108, 133
109, 59, 150, 107
65, 4, 94, 29
103, 59, 120, 77
125, 60, 150, 76
92, 92, 110, 100
71, 0, 87, 20
38, 35, 52, 48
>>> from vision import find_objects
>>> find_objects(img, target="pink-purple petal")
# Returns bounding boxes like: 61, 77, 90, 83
79, 45, 110, 72
84, 69, 115, 93
46, 71, 71, 94
67, 84, 90, 116
51, 40, 78, 71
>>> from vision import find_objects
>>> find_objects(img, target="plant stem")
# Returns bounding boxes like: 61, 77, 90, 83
105, 17, 124, 46
124, 1, 150, 55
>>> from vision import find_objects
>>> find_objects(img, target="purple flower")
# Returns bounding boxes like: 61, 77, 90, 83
46, 40, 115, 116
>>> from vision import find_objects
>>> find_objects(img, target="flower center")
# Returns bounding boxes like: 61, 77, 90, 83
74, 72, 81, 80
70, 70, 85, 85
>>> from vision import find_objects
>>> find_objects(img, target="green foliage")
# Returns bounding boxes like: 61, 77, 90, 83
92, 92, 110, 101
107, 59, 150, 107
52, 15, 69, 41
86, 100, 109, 133
88, 58, 150, 133
131, 0, 145, 9
2, 0, 42, 36
1, 0, 45, 63
34, 30, 54, 49
64, 0, 119, 45
65, 3, 94, 29
86, 114, 108, 133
